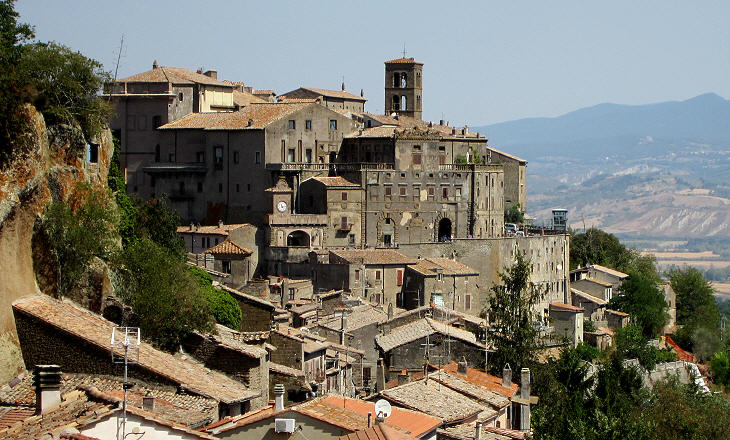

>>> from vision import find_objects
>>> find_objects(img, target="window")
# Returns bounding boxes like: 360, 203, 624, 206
412, 154, 421, 165
197, 182, 203, 192
341, 216, 348, 230
178, 92, 184, 102
233, 151, 239, 164
305, 120, 312, 130
236, 184, 240, 192
288, 120, 296, 129
442, 187, 449, 198
355, 269, 360, 281
397, 269, 403, 286
348, 234, 355, 244
222, 260, 231, 274
456, 187, 462, 198
437, 272, 443, 282
178, 181, 185, 193
289, 288, 295, 301
342, 192, 347, 201
385, 187, 392, 196
375, 270, 381, 280
152, 115, 162, 129
154, 144, 160, 162
86, 143, 98, 163
413, 145, 421, 151
247, 184, 251, 192
218, 183, 223, 193
399, 186, 406, 196
329, 119, 337, 130
168, 152, 176, 162
255, 151, 262, 164
214, 146, 223, 167
196, 151, 205, 163
428, 187, 435, 197
305, 149, 312, 163
465, 294, 471, 310
288, 148, 295, 163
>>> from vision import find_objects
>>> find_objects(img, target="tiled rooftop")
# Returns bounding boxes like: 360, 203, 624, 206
571, 288, 608, 306
322, 396, 441, 437
318, 304, 389, 332
408, 258, 479, 277
329, 249, 417, 265
232, 89, 266, 107
549, 301, 584, 313
573, 278, 613, 288
384, 57, 423, 65
117, 66, 232, 87
205, 238, 252, 255
306, 176, 360, 187
351, 113, 483, 140
430, 370, 510, 409
440, 362, 518, 399
438, 422, 526, 440
176, 223, 249, 235
12, 295, 258, 404
279, 87, 366, 102
220, 285, 276, 310
589, 264, 629, 279
379, 378, 484, 424
338, 424, 418, 440
159, 102, 314, 130
213, 324, 268, 359
375, 318, 481, 352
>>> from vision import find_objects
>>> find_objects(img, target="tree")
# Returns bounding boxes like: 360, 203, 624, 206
43, 182, 120, 295
108, 135, 137, 248
504, 203, 525, 224
117, 239, 212, 350
486, 252, 546, 375
570, 228, 659, 282
20, 41, 111, 138
609, 271, 669, 338
133, 196, 185, 257
710, 352, 730, 388
0, 0, 34, 163
188, 266, 242, 330
667, 266, 717, 326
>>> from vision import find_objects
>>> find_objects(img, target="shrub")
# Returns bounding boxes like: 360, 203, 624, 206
188, 266, 242, 330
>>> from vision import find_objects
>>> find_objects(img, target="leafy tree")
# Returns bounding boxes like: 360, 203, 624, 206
504, 203, 525, 224
583, 318, 597, 333
667, 266, 717, 326
133, 196, 185, 257
20, 41, 111, 138
108, 136, 137, 247
0, 0, 34, 164
43, 182, 120, 295
609, 271, 669, 338
710, 351, 730, 388
486, 252, 546, 375
188, 266, 242, 330
117, 239, 212, 350
570, 228, 659, 281
575, 342, 601, 361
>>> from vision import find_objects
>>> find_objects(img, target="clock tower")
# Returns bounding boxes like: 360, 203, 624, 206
266, 177, 293, 216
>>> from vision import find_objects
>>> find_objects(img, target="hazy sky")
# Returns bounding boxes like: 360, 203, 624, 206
17, 0, 730, 125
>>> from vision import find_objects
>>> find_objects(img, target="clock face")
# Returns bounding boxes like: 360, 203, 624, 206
277, 201, 287, 212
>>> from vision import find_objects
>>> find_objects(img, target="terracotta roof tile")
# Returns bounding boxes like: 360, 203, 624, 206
12, 295, 257, 404
606, 309, 629, 317
205, 238, 252, 255
0, 407, 34, 430
486, 146, 527, 165
439, 422, 526, 440
384, 58, 423, 65
573, 278, 613, 288
380, 379, 484, 424
408, 258, 478, 276
549, 301, 584, 313
375, 318, 481, 352
233, 89, 267, 107
317, 304, 389, 332
440, 362, 518, 399
213, 324, 268, 359
329, 249, 417, 265
323, 396, 441, 437
279, 87, 366, 102
117, 66, 232, 87
220, 285, 276, 310
176, 223, 250, 235
430, 371, 510, 409
571, 288, 608, 306
589, 264, 629, 279
294, 398, 370, 431
338, 424, 419, 440
306, 176, 360, 187
159, 102, 314, 130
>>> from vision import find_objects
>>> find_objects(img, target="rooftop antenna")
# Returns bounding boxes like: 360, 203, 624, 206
402, 43, 407, 58
107, 34, 124, 100
111, 327, 140, 440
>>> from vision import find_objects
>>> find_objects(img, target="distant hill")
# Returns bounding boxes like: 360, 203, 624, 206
472, 93, 730, 242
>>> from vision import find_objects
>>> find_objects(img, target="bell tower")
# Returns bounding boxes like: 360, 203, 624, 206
384, 57, 423, 120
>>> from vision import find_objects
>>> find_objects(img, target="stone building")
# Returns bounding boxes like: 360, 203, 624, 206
278, 86, 366, 113
205, 239, 254, 287
484, 147, 527, 212
220, 286, 277, 332
548, 302, 584, 347
108, 63, 236, 197
384, 58, 423, 120
571, 278, 613, 302
403, 257, 480, 312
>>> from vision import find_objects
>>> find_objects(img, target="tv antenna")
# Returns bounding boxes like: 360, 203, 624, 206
111, 327, 140, 440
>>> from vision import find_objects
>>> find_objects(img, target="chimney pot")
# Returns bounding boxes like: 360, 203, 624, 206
502, 364, 512, 388
33, 365, 62, 415
218, 219, 224, 229
475, 421, 483, 440
152, 60, 159, 69
520, 367, 530, 400
376, 358, 386, 393
274, 384, 285, 412
397, 370, 410, 386
457, 357, 468, 375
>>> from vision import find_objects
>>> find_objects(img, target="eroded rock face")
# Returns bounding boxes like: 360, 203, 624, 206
0, 105, 113, 384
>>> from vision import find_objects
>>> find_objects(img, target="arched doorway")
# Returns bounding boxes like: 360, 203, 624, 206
438, 218, 452, 242
287, 230, 310, 247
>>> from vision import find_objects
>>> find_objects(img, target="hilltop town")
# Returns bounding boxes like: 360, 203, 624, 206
2, 2, 730, 438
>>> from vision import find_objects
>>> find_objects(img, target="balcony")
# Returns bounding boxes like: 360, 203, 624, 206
438, 163, 502, 172
267, 213, 328, 226
143, 163, 207, 174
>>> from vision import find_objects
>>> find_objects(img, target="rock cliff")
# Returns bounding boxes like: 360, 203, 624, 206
0, 105, 113, 384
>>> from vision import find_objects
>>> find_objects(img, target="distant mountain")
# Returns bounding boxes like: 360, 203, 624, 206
473, 93, 730, 160
472, 93, 730, 241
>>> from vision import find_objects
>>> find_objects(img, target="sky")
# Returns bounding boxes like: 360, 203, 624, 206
16, 0, 730, 126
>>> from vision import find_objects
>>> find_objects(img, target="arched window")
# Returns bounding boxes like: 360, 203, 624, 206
401, 96, 407, 111
287, 230, 310, 247
393, 72, 400, 88
438, 218, 452, 242
154, 144, 160, 162
401, 73, 407, 88
392, 95, 400, 111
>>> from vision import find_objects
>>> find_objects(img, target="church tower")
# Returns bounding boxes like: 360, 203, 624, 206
384, 57, 423, 120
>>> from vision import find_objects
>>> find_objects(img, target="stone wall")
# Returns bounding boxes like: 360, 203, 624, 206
268, 331, 304, 370
383, 335, 484, 379
236, 299, 272, 332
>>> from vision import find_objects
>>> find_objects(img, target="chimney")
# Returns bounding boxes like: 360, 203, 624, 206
33, 365, 62, 415
376, 358, 386, 392
475, 421, 482, 440
520, 368, 530, 400
341, 81, 345, 91
142, 392, 155, 412
152, 60, 159, 69
439, 119, 445, 126
340, 314, 347, 345
502, 364, 512, 388
387, 303, 394, 321
457, 357, 468, 375
397, 370, 410, 386
274, 384, 285, 412
203, 70, 218, 80
367, 412, 372, 428
360, 89, 364, 97
218, 219, 224, 229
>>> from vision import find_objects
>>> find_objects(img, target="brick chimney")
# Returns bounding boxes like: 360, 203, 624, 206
502, 364, 512, 388
203, 70, 218, 80
33, 365, 62, 415
397, 369, 410, 386
274, 384, 285, 412
376, 358, 386, 392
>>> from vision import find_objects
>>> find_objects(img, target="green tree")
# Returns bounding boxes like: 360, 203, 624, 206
710, 351, 730, 388
188, 266, 242, 330
117, 239, 212, 350
0, 0, 34, 164
133, 196, 185, 257
504, 203, 525, 224
609, 271, 669, 338
108, 136, 137, 248
486, 252, 546, 375
20, 41, 111, 138
570, 228, 659, 281
42, 183, 120, 295
667, 266, 717, 326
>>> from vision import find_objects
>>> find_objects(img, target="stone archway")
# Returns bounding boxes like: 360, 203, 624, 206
287, 230, 310, 247
437, 218, 452, 242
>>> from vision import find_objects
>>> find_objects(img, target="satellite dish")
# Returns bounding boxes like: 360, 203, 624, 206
374, 399, 392, 419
